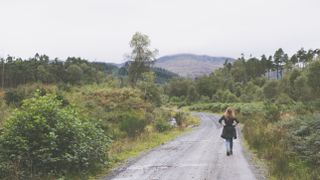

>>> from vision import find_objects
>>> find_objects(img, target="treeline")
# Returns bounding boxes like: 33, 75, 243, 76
0, 54, 107, 87
0, 54, 177, 89
165, 48, 320, 104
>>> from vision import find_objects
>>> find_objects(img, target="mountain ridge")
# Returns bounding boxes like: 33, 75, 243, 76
154, 53, 234, 78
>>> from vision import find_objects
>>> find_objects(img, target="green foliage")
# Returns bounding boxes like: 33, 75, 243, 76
239, 82, 263, 102
0, 93, 11, 127
154, 118, 172, 132
119, 112, 147, 137
195, 75, 219, 97
137, 72, 161, 106
174, 111, 188, 126
263, 101, 281, 122
263, 80, 279, 100
276, 93, 294, 105
189, 102, 264, 116
293, 75, 312, 101
242, 112, 320, 179
152, 67, 178, 84
187, 85, 199, 102
128, 32, 158, 85
166, 77, 194, 98
4, 88, 24, 106
0, 55, 107, 88
4, 84, 56, 106
284, 114, 320, 168
0, 93, 110, 179
213, 89, 239, 103
66, 64, 83, 84
306, 58, 320, 95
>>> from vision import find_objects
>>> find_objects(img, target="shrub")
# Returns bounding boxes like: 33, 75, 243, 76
264, 101, 281, 122
0, 93, 110, 179
154, 118, 172, 132
276, 93, 294, 105
213, 90, 239, 103
175, 111, 187, 126
4, 84, 57, 106
119, 112, 147, 137
284, 114, 320, 167
263, 80, 280, 100
4, 89, 24, 106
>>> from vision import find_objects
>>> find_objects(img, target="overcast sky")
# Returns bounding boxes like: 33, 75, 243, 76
0, 0, 319, 63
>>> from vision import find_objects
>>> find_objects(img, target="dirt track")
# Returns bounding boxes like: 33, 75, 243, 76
104, 113, 258, 180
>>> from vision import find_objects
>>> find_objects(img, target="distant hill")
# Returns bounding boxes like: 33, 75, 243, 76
155, 54, 234, 78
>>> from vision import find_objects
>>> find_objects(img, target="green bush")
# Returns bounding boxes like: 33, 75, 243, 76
0, 93, 110, 179
175, 111, 187, 126
119, 112, 147, 137
276, 93, 294, 105
4, 89, 24, 106
263, 80, 280, 100
213, 90, 239, 103
284, 114, 320, 168
154, 118, 172, 132
264, 101, 281, 122
4, 84, 56, 106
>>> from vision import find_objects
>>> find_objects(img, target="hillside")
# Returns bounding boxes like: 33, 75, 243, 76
155, 54, 234, 78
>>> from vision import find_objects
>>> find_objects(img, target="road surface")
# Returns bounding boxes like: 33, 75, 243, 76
104, 113, 258, 180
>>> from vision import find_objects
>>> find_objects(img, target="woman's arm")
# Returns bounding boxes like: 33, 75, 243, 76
218, 116, 224, 124
218, 116, 225, 126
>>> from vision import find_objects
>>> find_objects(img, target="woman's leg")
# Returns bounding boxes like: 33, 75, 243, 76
225, 139, 230, 155
230, 138, 233, 154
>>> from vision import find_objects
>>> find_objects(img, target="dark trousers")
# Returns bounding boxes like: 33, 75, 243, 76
225, 138, 233, 152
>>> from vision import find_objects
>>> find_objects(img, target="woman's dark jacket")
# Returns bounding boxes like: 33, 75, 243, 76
218, 116, 239, 139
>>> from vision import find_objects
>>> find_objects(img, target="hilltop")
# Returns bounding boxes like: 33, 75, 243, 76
154, 54, 234, 78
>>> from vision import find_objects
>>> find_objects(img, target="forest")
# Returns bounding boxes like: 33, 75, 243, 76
0, 31, 320, 179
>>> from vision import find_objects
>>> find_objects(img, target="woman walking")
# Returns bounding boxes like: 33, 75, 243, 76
218, 108, 239, 156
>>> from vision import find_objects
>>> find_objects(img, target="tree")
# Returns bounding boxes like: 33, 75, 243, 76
296, 48, 307, 68
195, 75, 219, 97
166, 77, 189, 98
306, 58, 320, 96
66, 64, 83, 84
231, 59, 247, 83
288, 54, 298, 70
187, 85, 199, 102
263, 80, 280, 100
273, 48, 286, 79
128, 32, 158, 86
293, 75, 312, 101
1, 58, 4, 89
137, 72, 161, 106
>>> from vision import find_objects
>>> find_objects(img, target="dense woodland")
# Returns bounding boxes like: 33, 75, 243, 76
0, 31, 320, 179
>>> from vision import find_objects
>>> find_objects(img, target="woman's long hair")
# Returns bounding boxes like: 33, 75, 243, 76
224, 107, 235, 120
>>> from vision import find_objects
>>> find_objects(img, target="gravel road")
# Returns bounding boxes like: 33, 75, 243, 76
104, 113, 258, 180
